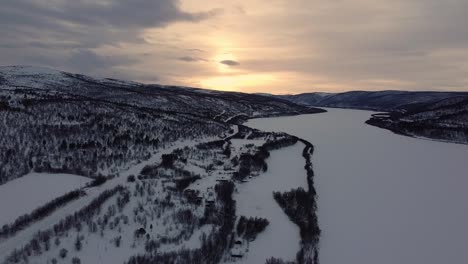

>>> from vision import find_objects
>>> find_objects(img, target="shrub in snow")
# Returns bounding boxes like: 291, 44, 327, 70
74, 235, 82, 251
127, 175, 136, 182
161, 154, 178, 168
87, 175, 107, 187
59, 248, 68, 259
236, 216, 269, 241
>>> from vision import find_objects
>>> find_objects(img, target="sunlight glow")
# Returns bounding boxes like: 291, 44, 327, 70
200, 74, 276, 92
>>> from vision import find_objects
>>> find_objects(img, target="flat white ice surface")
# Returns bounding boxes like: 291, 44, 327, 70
234, 143, 307, 263
0, 172, 91, 226
246, 108, 468, 264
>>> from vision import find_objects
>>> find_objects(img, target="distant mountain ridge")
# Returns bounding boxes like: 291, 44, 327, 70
367, 96, 468, 144
277, 90, 468, 111
275, 90, 468, 144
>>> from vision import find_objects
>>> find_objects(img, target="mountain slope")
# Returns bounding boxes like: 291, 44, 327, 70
1, 66, 322, 121
0, 66, 324, 184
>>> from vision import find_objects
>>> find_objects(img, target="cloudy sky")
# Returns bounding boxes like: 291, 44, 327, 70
1, 0, 468, 94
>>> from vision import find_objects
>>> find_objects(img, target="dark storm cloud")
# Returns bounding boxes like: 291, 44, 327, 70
0, 0, 220, 76
0, 0, 220, 30
220, 60, 240, 66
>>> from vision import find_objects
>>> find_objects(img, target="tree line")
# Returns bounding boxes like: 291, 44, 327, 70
0, 189, 85, 239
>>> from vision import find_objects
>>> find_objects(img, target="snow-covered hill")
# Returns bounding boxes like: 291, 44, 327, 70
0, 66, 323, 122
0, 65, 323, 184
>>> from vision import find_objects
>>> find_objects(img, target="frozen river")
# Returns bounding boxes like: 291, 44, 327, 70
246, 108, 468, 264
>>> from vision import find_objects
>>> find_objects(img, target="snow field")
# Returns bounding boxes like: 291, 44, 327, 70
0, 172, 91, 226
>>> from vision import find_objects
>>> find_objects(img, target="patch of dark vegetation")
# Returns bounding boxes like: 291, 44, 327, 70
367, 115, 468, 144
0, 189, 85, 239
227, 114, 250, 125
273, 186, 320, 264
366, 96, 468, 144
233, 136, 298, 181
183, 189, 202, 205
223, 141, 232, 157
140, 165, 159, 177
233, 152, 268, 181
263, 136, 298, 151
196, 140, 225, 150
127, 175, 136, 182
140, 153, 185, 179
174, 175, 201, 192
86, 175, 107, 187
161, 154, 178, 168
298, 139, 317, 198
273, 188, 319, 243
236, 216, 269, 241
127, 182, 236, 264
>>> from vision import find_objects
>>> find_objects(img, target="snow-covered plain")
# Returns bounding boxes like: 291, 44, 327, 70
0, 172, 91, 226
246, 108, 468, 264
233, 143, 307, 263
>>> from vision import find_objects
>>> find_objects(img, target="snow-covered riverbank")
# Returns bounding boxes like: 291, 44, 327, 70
247, 108, 468, 264
233, 143, 307, 263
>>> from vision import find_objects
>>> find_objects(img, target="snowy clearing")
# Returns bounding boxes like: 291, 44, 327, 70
0, 172, 91, 226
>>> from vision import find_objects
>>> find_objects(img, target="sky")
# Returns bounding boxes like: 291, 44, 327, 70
1, 0, 468, 94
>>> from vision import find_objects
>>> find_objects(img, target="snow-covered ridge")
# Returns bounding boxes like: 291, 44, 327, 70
277, 90, 468, 111
0, 65, 63, 76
